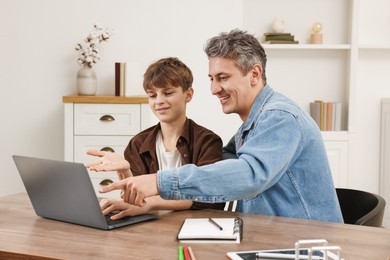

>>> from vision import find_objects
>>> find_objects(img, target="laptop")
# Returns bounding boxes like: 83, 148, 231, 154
12, 155, 157, 230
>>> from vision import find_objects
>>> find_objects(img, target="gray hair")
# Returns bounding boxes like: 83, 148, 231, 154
204, 29, 267, 85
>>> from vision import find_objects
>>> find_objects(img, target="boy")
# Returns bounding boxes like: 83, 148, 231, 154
86, 57, 225, 220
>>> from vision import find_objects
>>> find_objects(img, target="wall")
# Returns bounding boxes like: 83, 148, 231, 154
0, 0, 243, 196
353, 0, 390, 191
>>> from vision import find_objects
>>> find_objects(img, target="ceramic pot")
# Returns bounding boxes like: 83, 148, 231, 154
77, 66, 97, 95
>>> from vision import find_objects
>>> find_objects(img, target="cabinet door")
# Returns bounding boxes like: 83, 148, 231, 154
74, 135, 131, 198
324, 141, 348, 188
74, 136, 131, 163
74, 104, 141, 135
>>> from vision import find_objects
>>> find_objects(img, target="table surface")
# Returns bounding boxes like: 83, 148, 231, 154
0, 193, 389, 260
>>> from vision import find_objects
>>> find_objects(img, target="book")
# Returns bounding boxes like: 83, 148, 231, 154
310, 100, 342, 132
310, 102, 321, 129
115, 62, 126, 96
177, 217, 243, 244
263, 32, 291, 36
326, 101, 333, 131
115, 62, 120, 96
263, 40, 299, 44
334, 102, 342, 131
264, 35, 295, 41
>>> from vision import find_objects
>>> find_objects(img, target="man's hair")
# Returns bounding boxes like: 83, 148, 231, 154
143, 57, 193, 92
204, 29, 267, 85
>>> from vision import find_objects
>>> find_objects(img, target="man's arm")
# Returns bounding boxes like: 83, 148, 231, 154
222, 135, 238, 159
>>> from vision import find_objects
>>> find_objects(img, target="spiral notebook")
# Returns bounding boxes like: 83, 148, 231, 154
177, 217, 243, 244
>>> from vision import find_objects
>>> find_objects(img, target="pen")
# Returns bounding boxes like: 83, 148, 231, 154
178, 245, 184, 260
208, 218, 223, 230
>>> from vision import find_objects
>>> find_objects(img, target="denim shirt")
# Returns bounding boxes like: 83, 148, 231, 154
158, 85, 343, 223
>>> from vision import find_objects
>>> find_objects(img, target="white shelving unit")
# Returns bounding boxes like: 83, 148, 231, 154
242, 0, 362, 188
243, 0, 390, 194
263, 44, 351, 50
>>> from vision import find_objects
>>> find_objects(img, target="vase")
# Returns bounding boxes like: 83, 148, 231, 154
76, 65, 97, 96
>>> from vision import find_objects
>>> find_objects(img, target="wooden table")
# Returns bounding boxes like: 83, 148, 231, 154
0, 193, 389, 260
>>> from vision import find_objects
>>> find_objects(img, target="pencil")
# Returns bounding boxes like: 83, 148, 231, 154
183, 245, 190, 260
208, 217, 223, 230
188, 246, 196, 260
178, 245, 184, 260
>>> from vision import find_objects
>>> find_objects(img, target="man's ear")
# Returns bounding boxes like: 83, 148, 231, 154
185, 87, 194, 102
250, 64, 263, 86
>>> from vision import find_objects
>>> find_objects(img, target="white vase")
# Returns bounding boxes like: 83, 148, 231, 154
272, 18, 285, 33
77, 65, 97, 96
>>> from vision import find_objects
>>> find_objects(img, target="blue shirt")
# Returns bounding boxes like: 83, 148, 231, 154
158, 85, 343, 223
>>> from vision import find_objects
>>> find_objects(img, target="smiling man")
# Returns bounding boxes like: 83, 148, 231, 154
101, 29, 344, 223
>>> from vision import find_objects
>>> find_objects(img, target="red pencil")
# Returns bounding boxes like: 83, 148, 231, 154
183, 245, 190, 260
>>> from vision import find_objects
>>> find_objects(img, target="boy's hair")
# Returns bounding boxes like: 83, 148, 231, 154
143, 57, 193, 92
204, 29, 267, 85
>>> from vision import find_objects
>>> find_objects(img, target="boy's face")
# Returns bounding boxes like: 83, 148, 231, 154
146, 85, 193, 124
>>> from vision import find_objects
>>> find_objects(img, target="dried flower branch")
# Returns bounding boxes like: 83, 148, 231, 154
75, 24, 113, 67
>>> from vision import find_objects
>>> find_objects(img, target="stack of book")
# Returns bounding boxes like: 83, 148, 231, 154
262, 32, 299, 44
310, 100, 342, 131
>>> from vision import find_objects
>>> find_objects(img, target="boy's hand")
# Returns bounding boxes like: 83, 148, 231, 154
100, 198, 152, 220
85, 149, 132, 179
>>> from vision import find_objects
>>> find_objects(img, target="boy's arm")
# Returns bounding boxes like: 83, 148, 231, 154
193, 132, 224, 166
191, 131, 225, 210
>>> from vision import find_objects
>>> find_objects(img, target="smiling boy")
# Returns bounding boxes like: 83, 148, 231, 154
86, 57, 225, 219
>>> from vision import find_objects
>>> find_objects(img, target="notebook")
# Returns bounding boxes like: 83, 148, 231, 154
177, 217, 243, 243
12, 155, 157, 230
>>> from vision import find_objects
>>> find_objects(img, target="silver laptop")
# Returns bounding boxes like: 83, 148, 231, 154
13, 155, 157, 230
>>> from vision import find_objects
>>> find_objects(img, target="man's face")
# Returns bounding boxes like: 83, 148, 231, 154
208, 57, 254, 121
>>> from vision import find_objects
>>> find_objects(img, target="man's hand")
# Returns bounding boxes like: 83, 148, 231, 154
99, 174, 159, 206
84, 149, 132, 179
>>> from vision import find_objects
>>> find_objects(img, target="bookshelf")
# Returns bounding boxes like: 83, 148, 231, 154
242, 0, 363, 188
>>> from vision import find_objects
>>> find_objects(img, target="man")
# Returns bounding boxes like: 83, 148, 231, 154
101, 29, 344, 223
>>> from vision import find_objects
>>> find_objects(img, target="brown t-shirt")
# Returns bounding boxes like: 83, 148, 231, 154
124, 118, 225, 210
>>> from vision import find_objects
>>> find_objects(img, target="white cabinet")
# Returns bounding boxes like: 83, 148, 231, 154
63, 96, 149, 198
380, 99, 390, 228
323, 134, 349, 188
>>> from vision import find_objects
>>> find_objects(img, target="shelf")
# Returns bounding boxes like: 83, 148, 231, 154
62, 95, 148, 104
358, 44, 390, 50
262, 44, 351, 50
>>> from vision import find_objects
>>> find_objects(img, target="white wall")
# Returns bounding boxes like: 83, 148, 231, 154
352, 0, 390, 191
0, 0, 243, 196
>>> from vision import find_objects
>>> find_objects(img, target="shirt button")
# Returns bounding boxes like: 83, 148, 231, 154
184, 154, 188, 158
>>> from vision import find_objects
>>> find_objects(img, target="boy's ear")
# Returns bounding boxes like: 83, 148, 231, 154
185, 87, 194, 102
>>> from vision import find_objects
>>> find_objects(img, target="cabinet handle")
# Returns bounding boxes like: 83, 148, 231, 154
99, 115, 115, 121
100, 147, 115, 153
100, 179, 114, 186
